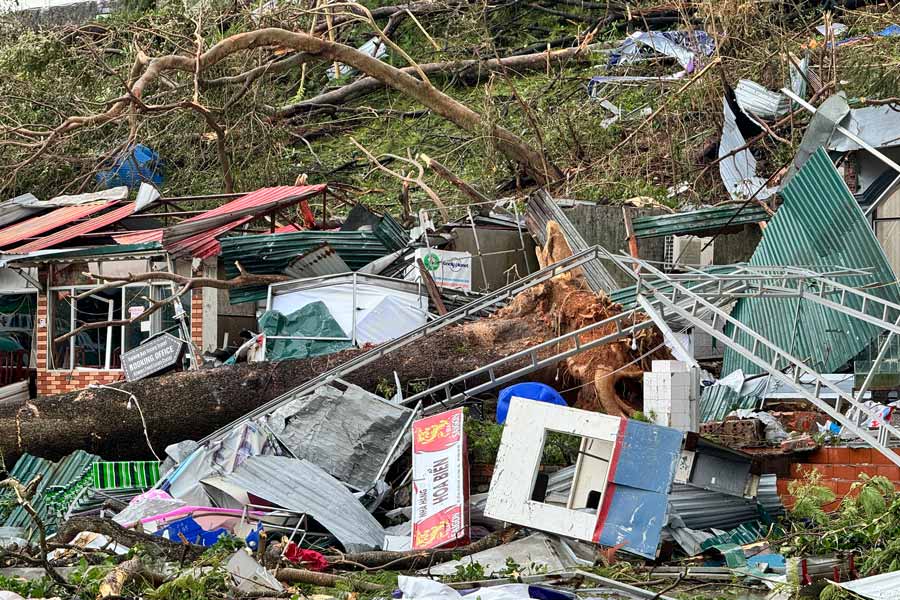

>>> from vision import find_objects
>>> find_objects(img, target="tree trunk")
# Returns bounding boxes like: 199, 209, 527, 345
3, 224, 668, 463
1, 322, 556, 462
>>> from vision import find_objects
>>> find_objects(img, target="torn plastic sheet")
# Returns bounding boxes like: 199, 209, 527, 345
398, 576, 577, 600
608, 30, 715, 71
260, 382, 411, 490
327, 36, 388, 79
589, 30, 714, 91
719, 98, 778, 201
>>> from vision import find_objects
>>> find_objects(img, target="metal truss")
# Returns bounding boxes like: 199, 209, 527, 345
631, 258, 900, 467
198, 244, 900, 468
198, 245, 623, 443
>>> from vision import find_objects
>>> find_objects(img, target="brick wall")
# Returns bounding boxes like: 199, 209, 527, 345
34, 280, 205, 396
37, 369, 124, 395
34, 289, 126, 395
191, 289, 203, 349
778, 447, 900, 511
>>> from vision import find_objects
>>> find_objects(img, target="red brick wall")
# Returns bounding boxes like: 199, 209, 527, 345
37, 369, 124, 396
34, 279, 205, 396
34, 289, 125, 395
778, 447, 900, 511
191, 289, 203, 350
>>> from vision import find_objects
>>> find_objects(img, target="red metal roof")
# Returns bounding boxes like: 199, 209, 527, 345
0, 202, 117, 249
9, 202, 137, 254
114, 185, 326, 259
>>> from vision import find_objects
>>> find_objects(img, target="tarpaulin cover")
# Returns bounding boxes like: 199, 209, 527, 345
270, 282, 428, 346
96, 144, 163, 189
497, 382, 566, 424
259, 302, 351, 361
261, 383, 412, 490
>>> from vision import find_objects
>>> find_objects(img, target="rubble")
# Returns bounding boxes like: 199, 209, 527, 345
3, 12, 900, 600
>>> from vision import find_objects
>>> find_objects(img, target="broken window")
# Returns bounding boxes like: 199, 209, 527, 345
50, 284, 190, 370
0, 292, 37, 383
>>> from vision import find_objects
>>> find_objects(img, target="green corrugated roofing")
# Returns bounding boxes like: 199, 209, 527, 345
631, 204, 771, 239
221, 213, 407, 304
723, 148, 900, 376
608, 265, 743, 310
2, 450, 100, 542
2, 242, 164, 265
700, 381, 762, 422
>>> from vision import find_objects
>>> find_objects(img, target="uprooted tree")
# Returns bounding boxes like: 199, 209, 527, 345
3, 8, 570, 195
0, 222, 669, 462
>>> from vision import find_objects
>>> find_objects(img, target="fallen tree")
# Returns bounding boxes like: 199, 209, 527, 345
3, 222, 667, 461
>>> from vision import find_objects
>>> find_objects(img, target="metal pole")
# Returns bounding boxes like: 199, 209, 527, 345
854, 317, 900, 404
351, 272, 358, 346
781, 88, 900, 179
166, 255, 199, 369
467, 206, 490, 292
512, 203, 533, 274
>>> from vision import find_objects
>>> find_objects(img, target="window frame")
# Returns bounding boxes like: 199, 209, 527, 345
48, 282, 190, 371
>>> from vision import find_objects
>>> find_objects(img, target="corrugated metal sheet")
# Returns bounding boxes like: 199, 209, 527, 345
829, 104, 900, 152
526, 190, 620, 292
631, 205, 770, 239
284, 243, 350, 278
2, 450, 100, 542
700, 381, 762, 422
9, 202, 137, 253
214, 455, 385, 552
723, 148, 900, 375
221, 214, 407, 304
0, 202, 116, 249
2, 242, 164, 267
0, 194, 42, 228
114, 185, 327, 258
734, 80, 790, 120
835, 568, 900, 599
719, 98, 778, 201
609, 265, 741, 311
668, 482, 766, 531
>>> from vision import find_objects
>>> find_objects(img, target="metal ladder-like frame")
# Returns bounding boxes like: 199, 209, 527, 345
635, 261, 900, 467
401, 276, 759, 412
199, 245, 618, 444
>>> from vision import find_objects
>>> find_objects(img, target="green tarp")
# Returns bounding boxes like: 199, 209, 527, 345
260, 301, 352, 361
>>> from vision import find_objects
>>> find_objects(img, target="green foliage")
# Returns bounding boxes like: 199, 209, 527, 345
448, 561, 486, 582
466, 418, 504, 464
780, 473, 900, 576
787, 468, 835, 524
0, 574, 56, 598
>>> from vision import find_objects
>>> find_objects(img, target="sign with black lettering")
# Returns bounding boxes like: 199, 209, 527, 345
121, 333, 186, 382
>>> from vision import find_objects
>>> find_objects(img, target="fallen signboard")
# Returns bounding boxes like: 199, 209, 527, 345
121, 333, 186, 382
411, 407, 469, 550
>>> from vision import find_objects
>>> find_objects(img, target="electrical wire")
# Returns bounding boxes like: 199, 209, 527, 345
89, 384, 160, 461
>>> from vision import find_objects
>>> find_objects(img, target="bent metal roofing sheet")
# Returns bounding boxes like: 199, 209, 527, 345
723, 148, 900, 375
8, 202, 137, 254
0, 202, 117, 249
113, 185, 326, 259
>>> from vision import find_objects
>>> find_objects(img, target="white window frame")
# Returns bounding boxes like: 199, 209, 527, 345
48, 282, 190, 371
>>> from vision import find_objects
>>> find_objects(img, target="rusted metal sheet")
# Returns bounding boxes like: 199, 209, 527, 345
0, 202, 117, 249
8, 202, 137, 253
113, 185, 327, 259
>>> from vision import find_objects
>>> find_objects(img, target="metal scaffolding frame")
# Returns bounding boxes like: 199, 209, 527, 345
198, 245, 627, 444
195, 244, 900, 466
632, 258, 900, 467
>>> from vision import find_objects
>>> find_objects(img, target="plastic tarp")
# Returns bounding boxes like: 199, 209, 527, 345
270, 283, 428, 346
261, 383, 411, 490
260, 301, 351, 361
